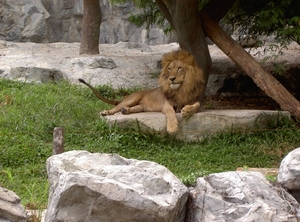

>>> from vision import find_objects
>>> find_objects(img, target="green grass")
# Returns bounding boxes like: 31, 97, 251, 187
0, 78, 300, 209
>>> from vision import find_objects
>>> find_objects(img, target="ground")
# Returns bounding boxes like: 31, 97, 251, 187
205, 95, 280, 110
0, 40, 299, 114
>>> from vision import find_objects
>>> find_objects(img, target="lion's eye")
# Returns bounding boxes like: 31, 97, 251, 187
167, 67, 171, 72
177, 67, 182, 72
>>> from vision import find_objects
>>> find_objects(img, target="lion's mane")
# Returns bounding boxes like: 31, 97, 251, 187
159, 50, 205, 111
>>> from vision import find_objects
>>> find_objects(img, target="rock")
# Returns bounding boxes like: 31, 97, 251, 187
0, 0, 175, 44
0, 40, 181, 89
186, 171, 300, 222
0, 186, 27, 222
89, 57, 117, 69
8, 67, 64, 83
0, 0, 49, 42
103, 110, 291, 142
71, 57, 117, 69
0, 40, 299, 98
278, 147, 300, 203
45, 151, 188, 222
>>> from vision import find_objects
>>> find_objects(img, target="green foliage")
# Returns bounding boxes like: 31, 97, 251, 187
111, 0, 170, 32
0, 79, 300, 208
129, 1, 166, 30
225, 0, 300, 46
112, 0, 211, 33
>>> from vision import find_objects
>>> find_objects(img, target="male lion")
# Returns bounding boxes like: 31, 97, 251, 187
79, 50, 205, 133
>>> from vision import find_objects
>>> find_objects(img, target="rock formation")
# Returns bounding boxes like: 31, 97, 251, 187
278, 147, 300, 203
187, 171, 300, 222
45, 150, 300, 222
0, 187, 27, 222
0, 0, 174, 44
45, 151, 188, 222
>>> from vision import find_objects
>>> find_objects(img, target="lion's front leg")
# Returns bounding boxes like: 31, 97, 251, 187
101, 109, 116, 116
162, 102, 178, 134
100, 106, 121, 116
181, 101, 200, 118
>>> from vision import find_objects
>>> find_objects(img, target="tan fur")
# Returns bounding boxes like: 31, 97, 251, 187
79, 49, 205, 134
159, 50, 205, 115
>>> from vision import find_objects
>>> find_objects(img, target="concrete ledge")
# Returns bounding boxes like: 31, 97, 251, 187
103, 110, 291, 142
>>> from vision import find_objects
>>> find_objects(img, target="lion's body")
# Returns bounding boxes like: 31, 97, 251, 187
79, 49, 206, 133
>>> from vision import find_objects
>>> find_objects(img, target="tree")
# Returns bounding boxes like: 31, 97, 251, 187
122, 0, 300, 119
101, 0, 300, 119
225, 0, 300, 46
80, 0, 102, 55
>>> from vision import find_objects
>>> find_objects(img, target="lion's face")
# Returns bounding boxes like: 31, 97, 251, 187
162, 60, 187, 90
159, 50, 205, 110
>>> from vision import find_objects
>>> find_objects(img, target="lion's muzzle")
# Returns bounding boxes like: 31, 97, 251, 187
169, 83, 181, 90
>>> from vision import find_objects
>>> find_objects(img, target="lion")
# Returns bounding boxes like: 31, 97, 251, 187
78, 49, 205, 134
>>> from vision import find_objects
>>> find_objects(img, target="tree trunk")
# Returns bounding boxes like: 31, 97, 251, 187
163, 0, 212, 103
80, 0, 102, 55
200, 11, 300, 119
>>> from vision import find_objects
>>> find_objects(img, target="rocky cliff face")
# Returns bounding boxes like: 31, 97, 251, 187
0, 0, 175, 44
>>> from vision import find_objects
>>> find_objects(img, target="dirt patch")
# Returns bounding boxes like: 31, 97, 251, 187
205, 95, 280, 110
206, 65, 300, 111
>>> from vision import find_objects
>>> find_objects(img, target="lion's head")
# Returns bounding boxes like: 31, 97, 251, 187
159, 50, 206, 111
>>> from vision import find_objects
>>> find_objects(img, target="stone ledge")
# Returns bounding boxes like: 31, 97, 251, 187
103, 110, 291, 142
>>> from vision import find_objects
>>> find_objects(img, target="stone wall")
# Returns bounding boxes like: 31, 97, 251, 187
0, 0, 175, 44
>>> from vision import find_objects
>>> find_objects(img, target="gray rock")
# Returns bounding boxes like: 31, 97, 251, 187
103, 110, 291, 142
0, 0, 49, 42
0, 187, 27, 222
88, 58, 117, 69
0, 0, 175, 44
71, 57, 117, 69
45, 151, 188, 222
0, 40, 181, 88
278, 147, 300, 202
186, 171, 300, 222
8, 67, 64, 83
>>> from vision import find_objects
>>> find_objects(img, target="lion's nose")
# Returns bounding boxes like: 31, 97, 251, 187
169, 77, 176, 82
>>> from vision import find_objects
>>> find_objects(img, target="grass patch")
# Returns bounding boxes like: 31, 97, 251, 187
0, 78, 300, 208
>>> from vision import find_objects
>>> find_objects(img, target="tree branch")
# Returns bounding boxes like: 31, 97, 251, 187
200, 11, 300, 119
155, 0, 174, 28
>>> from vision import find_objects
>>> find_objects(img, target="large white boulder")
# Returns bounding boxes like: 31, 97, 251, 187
278, 147, 300, 202
187, 171, 300, 222
45, 151, 188, 222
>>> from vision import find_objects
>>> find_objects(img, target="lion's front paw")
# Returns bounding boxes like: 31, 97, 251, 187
121, 106, 130, 115
181, 105, 196, 118
101, 110, 113, 116
167, 123, 178, 134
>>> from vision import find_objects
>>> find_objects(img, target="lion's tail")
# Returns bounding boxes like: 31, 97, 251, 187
78, 78, 120, 106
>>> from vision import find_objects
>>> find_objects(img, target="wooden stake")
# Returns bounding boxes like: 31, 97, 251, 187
53, 127, 64, 155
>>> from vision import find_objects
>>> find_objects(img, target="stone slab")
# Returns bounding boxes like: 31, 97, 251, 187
103, 109, 291, 142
